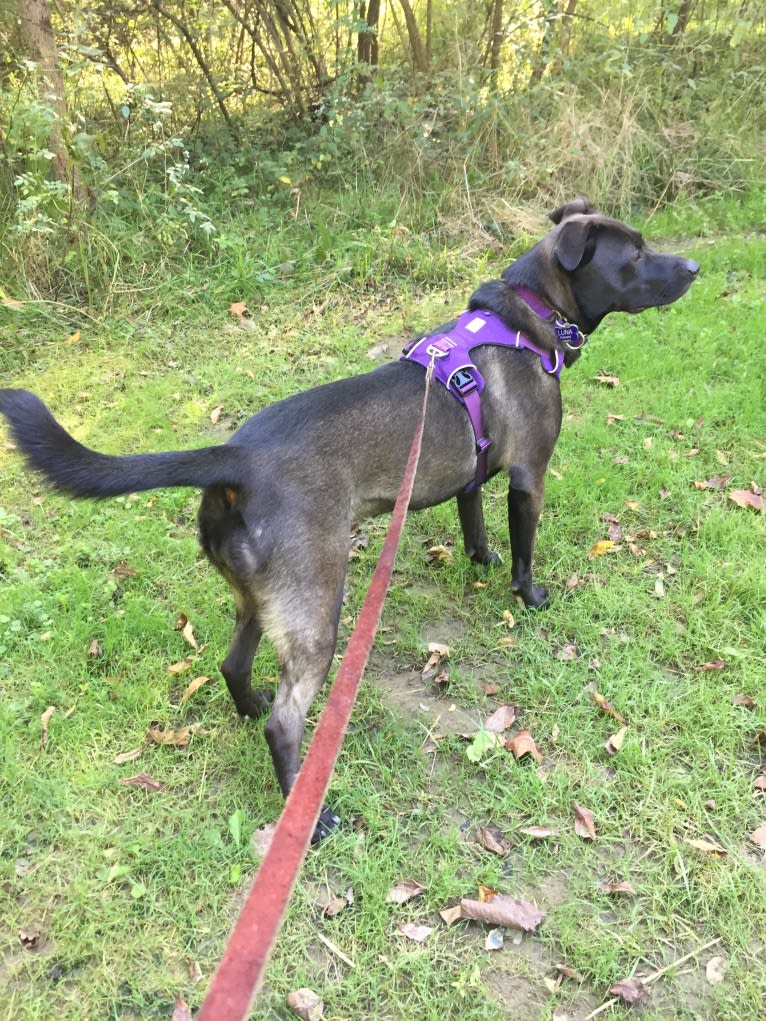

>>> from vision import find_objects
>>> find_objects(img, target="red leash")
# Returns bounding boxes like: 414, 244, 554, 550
196, 363, 434, 1020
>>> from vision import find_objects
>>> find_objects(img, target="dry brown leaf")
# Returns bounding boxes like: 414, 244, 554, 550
693, 474, 731, 491
484, 704, 516, 734
605, 725, 628, 755
182, 675, 211, 704
502, 609, 515, 629
87, 638, 103, 658
573, 804, 596, 840
754, 768, 766, 792
731, 693, 756, 708
113, 746, 143, 765
109, 561, 138, 580
119, 773, 163, 792
609, 978, 650, 1004
421, 642, 449, 677
598, 880, 637, 896
506, 728, 543, 764
594, 373, 620, 387
167, 656, 197, 675
591, 690, 627, 723
459, 894, 544, 932
177, 618, 199, 652
209, 404, 224, 424
40, 705, 55, 750
439, 904, 463, 926
426, 544, 454, 565
171, 997, 192, 1021
565, 572, 580, 591
286, 987, 323, 1021
147, 723, 198, 748
19, 930, 41, 951
475, 824, 511, 856
556, 963, 585, 983
519, 825, 559, 840
695, 659, 725, 671
684, 836, 728, 857
484, 682, 500, 697
748, 822, 766, 850
398, 923, 433, 943
386, 879, 426, 905
228, 301, 249, 319
64, 330, 81, 346
729, 486, 765, 512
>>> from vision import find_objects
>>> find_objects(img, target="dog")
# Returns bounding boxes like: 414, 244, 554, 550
0, 198, 698, 837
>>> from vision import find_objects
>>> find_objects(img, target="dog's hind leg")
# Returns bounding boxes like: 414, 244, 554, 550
221, 603, 272, 718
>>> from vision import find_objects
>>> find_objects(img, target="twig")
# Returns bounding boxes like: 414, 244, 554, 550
314, 930, 356, 969
582, 937, 722, 1021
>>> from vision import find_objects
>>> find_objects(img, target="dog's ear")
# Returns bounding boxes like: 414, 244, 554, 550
554, 218, 596, 272
549, 197, 597, 224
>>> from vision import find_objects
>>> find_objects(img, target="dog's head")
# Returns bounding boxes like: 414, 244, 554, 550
504, 198, 699, 332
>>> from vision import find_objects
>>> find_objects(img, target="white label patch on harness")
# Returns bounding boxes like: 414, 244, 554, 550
465, 316, 487, 334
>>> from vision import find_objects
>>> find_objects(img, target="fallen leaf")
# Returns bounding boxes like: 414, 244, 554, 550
732, 693, 756, 708
565, 573, 580, 591
484, 704, 516, 734
398, 923, 433, 943
386, 879, 426, 905
421, 642, 450, 677
182, 676, 211, 704
172, 998, 193, 1021
426, 544, 454, 565
113, 746, 143, 765
166, 656, 197, 675
460, 894, 544, 932
557, 963, 585, 983
19, 930, 41, 951
588, 539, 615, 559
573, 804, 596, 840
64, 330, 81, 345
598, 880, 637, 896
485, 928, 504, 951
147, 723, 196, 748
594, 373, 620, 387
209, 404, 224, 424
749, 822, 766, 850
87, 638, 103, 658
519, 825, 559, 840
729, 488, 765, 513
607, 412, 624, 425
484, 682, 500, 697
229, 301, 249, 319
40, 705, 55, 750
557, 642, 579, 661
506, 728, 543, 764
706, 955, 727, 985
684, 836, 728, 857
754, 768, 766, 792
176, 615, 199, 652
109, 561, 138, 580
119, 773, 163, 792
439, 904, 463, 926
286, 987, 323, 1021
605, 726, 628, 755
591, 691, 627, 723
477, 885, 497, 902
502, 609, 515, 629
609, 978, 649, 1004
323, 894, 350, 919
693, 475, 731, 491
475, 824, 512, 856
695, 659, 725, 671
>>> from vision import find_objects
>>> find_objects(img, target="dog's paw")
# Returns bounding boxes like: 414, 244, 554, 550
311, 805, 341, 845
235, 687, 274, 718
512, 582, 550, 608
470, 549, 503, 567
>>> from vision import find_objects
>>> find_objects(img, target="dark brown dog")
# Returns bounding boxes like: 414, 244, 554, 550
0, 199, 698, 834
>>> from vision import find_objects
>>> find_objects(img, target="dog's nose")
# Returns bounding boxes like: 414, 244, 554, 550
685, 259, 700, 277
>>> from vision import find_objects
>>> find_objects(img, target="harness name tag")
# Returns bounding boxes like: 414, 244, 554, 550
554, 322, 580, 346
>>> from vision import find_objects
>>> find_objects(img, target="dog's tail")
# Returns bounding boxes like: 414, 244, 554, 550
0, 388, 248, 498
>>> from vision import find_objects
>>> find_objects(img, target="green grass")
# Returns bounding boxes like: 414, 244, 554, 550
1, 192, 765, 1020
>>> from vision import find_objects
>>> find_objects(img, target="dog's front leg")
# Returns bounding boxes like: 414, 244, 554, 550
507, 467, 549, 608
457, 488, 501, 566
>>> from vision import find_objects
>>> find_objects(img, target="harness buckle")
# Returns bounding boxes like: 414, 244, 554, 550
426, 337, 456, 359
451, 368, 478, 396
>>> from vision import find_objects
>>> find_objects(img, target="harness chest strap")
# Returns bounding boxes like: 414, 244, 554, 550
401, 303, 587, 492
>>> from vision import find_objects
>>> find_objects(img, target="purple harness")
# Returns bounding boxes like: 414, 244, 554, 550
401, 292, 587, 492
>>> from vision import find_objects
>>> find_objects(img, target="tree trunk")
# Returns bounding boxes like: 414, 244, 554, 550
485, 0, 504, 71
358, 0, 381, 65
398, 0, 428, 72
17, 0, 85, 201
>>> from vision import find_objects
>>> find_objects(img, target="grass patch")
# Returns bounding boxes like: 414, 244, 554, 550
1, 193, 764, 1020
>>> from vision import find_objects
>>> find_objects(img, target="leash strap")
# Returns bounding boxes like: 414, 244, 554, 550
196, 362, 434, 1021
